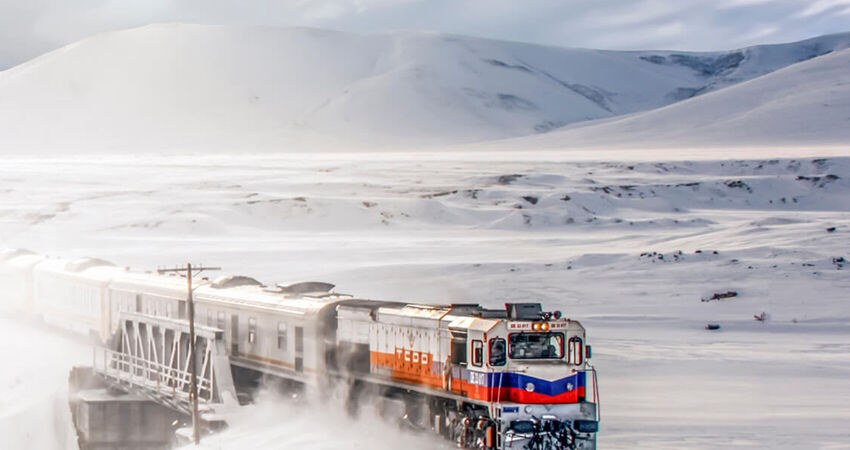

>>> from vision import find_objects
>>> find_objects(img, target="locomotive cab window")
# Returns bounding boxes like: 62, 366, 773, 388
568, 336, 583, 365
489, 338, 506, 366
472, 340, 483, 367
248, 317, 257, 344
509, 332, 564, 360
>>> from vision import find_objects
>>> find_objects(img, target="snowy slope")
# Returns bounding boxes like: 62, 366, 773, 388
0, 24, 848, 153
490, 47, 850, 150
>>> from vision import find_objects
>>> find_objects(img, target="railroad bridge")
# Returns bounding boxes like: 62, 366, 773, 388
72, 312, 240, 449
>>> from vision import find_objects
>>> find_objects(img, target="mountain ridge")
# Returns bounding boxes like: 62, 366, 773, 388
1, 23, 848, 153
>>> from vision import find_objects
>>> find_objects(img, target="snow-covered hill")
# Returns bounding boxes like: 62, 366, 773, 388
495, 47, 850, 150
0, 24, 848, 153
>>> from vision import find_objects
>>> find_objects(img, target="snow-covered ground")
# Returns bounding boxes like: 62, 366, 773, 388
1, 151, 848, 449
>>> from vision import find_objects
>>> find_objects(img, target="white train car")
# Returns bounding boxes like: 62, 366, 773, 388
33, 257, 126, 339
0, 249, 44, 311
106, 269, 189, 336
192, 280, 354, 386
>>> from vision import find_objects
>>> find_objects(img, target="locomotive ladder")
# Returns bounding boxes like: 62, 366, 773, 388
92, 312, 239, 419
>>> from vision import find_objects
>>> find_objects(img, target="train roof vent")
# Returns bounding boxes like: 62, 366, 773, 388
276, 281, 335, 297
65, 258, 115, 272
211, 275, 264, 289
449, 304, 483, 315
505, 303, 543, 320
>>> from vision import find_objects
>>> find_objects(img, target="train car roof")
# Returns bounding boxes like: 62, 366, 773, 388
193, 283, 353, 316
108, 269, 191, 294
0, 248, 37, 262
35, 257, 124, 281
0, 252, 45, 269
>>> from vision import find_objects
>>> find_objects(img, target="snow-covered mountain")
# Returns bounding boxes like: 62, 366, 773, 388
494, 47, 850, 150
0, 24, 848, 153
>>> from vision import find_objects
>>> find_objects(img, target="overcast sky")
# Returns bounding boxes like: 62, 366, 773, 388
2, 0, 849, 69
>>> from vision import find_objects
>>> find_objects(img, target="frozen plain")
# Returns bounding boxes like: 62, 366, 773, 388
1, 150, 848, 449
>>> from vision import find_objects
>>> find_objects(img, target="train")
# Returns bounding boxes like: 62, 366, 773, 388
0, 248, 599, 450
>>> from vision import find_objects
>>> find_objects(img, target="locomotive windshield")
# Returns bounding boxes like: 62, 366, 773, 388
509, 332, 564, 359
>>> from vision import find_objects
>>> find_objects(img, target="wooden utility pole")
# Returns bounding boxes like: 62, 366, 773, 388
158, 263, 220, 445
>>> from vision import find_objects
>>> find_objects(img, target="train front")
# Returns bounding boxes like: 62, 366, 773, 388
485, 304, 598, 450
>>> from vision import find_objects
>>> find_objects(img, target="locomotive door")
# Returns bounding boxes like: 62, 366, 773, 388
231, 315, 239, 356
294, 326, 304, 373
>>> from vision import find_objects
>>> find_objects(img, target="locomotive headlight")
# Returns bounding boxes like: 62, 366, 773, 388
532, 323, 541, 331
541, 323, 550, 331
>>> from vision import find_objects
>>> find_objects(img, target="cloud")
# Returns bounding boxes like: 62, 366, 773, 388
0, 0, 848, 69
797, 0, 850, 17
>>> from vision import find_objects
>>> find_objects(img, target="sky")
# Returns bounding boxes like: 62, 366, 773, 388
2, 0, 850, 69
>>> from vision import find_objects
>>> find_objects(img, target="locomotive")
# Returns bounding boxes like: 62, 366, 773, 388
0, 249, 599, 449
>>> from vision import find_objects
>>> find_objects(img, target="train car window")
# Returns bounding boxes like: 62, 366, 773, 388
508, 333, 564, 359
166, 303, 173, 318
295, 327, 304, 353
217, 311, 226, 330
248, 317, 257, 344
277, 322, 287, 350
489, 338, 506, 366
472, 340, 483, 367
568, 336, 583, 365
207, 311, 213, 326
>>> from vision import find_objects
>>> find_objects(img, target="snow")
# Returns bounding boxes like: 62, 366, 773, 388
0, 24, 848, 153
1, 152, 849, 449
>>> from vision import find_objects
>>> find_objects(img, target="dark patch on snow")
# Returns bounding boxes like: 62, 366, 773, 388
725, 180, 752, 193
420, 190, 458, 199
702, 291, 738, 302
496, 93, 537, 111
497, 174, 524, 185
642, 51, 745, 77
668, 86, 707, 101
511, 59, 614, 112
669, 52, 746, 76
521, 195, 539, 205
640, 55, 667, 64
481, 59, 533, 73
534, 120, 566, 133
796, 174, 840, 188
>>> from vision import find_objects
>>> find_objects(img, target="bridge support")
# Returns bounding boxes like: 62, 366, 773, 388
69, 367, 186, 450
